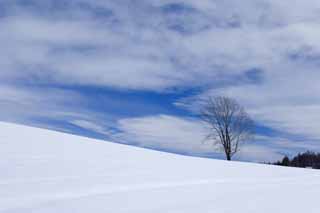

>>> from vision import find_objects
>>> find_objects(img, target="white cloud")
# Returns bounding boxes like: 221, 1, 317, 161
0, 84, 90, 125
3, 0, 320, 91
235, 145, 283, 163
70, 119, 114, 136
115, 115, 210, 153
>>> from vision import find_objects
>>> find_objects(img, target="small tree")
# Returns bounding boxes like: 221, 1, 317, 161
282, 156, 290, 166
200, 96, 254, 161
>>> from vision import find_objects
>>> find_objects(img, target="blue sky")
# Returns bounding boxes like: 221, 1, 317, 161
1, 0, 320, 162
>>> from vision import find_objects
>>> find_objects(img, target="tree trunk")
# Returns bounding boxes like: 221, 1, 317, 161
226, 154, 231, 161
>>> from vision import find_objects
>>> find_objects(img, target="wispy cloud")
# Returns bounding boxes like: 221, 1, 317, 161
115, 115, 210, 154
0, 84, 83, 122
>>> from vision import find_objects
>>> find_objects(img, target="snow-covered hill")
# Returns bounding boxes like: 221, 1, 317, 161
0, 122, 319, 213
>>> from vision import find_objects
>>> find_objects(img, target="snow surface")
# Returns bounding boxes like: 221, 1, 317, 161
1, 122, 320, 213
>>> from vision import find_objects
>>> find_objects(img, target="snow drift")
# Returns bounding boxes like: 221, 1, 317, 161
0, 122, 319, 213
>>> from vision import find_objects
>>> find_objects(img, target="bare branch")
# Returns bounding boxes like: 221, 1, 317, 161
200, 96, 254, 160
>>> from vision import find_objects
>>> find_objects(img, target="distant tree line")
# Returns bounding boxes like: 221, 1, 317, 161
272, 151, 320, 169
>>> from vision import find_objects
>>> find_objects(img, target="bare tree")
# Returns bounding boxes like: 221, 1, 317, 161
200, 96, 254, 161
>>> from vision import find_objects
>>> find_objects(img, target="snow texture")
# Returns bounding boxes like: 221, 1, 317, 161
0, 122, 319, 213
